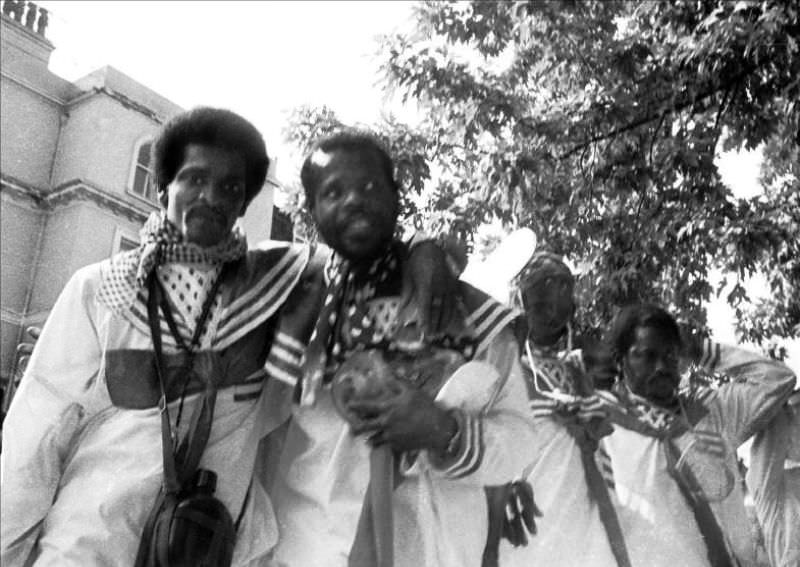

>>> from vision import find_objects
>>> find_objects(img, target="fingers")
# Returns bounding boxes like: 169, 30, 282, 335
346, 397, 395, 417
367, 429, 386, 447
504, 500, 527, 547
349, 417, 383, 437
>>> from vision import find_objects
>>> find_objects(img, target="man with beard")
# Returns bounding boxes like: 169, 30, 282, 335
600, 303, 796, 567
487, 252, 630, 567
269, 132, 534, 567
1, 107, 310, 565
1, 109, 456, 566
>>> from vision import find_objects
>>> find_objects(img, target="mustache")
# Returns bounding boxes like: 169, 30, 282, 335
186, 204, 226, 222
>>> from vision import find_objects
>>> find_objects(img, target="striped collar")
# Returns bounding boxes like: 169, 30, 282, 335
103, 243, 309, 352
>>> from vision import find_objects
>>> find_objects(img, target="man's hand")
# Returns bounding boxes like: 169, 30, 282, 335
277, 248, 328, 344
403, 239, 463, 337
348, 380, 458, 453
500, 480, 541, 547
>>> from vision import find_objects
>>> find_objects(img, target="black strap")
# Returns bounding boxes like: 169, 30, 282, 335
578, 445, 632, 567
665, 440, 736, 567
147, 272, 181, 494
136, 265, 231, 567
156, 265, 227, 353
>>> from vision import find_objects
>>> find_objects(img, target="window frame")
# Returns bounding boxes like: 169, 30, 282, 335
111, 226, 140, 256
127, 136, 157, 203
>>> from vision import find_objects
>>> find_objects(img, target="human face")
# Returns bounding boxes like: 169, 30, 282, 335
310, 149, 398, 263
622, 325, 681, 407
522, 274, 574, 347
165, 144, 247, 247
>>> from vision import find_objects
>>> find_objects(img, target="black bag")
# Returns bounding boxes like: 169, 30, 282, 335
145, 470, 235, 567
135, 271, 236, 567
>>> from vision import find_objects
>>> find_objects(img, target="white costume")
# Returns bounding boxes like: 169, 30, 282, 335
269, 247, 534, 567
1, 224, 307, 566
601, 340, 796, 567
746, 401, 800, 567
498, 348, 626, 567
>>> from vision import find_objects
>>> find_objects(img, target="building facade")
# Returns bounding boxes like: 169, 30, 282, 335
0, 2, 283, 397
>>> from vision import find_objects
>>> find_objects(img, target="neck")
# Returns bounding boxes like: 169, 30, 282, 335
527, 331, 564, 352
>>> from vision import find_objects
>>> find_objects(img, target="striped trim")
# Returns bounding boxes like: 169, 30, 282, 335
596, 446, 616, 489
264, 331, 305, 387
233, 381, 264, 402
699, 339, 721, 370
221, 250, 299, 325
465, 298, 518, 358
441, 412, 486, 479
215, 252, 307, 350
124, 291, 185, 350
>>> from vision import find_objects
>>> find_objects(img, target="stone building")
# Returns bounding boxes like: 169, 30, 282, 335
0, 1, 286, 403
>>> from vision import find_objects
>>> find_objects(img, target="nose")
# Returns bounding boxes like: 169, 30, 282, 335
342, 182, 371, 210
199, 180, 226, 206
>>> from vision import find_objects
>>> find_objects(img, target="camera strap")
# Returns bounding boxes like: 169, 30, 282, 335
665, 439, 735, 567
134, 267, 226, 567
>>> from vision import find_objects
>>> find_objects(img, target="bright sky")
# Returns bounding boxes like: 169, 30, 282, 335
38, 0, 417, 193
35, 1, 798, 369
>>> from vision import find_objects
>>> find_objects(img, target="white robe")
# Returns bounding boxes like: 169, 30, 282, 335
746, 404, 800, 567
269, 309, 535, 567
1, 243, 307, 566
604, 341, 796, 567
498, 352, 621, 567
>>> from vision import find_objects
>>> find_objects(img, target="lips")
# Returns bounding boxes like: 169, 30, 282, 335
186, 206, 225, 226
648, 373, 677, 396
343, 214, 375, 235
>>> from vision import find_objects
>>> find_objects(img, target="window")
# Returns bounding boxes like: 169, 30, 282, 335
130, 138, 157, 202
119, 235, 139, 252
112, 227, 140, 256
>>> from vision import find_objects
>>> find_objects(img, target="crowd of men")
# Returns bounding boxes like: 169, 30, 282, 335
1, 107, 797, 567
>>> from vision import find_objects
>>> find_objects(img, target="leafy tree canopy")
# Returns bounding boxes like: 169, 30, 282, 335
283, 0, 799, 352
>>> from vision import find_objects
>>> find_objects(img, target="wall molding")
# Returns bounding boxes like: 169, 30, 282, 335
1, 173, 155, 224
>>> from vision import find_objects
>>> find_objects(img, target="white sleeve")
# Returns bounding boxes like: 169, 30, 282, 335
696, 340, 796, 446
413, 327, 546, 485
1, 266, 103, 565
746, 407, 800, 567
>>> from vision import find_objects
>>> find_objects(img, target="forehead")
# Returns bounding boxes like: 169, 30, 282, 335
180, 144, 245, 175
315, 148, 390, 181
522, 272, 573, 294
630, 325, 679, 350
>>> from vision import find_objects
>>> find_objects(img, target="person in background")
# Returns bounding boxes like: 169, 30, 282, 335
600, 303, 796, 567
747, 390, 800, 567
487, 252, 630, 567
269, 132, 534, 567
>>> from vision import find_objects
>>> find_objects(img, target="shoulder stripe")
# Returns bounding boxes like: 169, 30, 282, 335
214, 254, 306, 349
222, 249, 304, 323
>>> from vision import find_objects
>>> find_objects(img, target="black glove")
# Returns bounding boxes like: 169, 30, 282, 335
501, 480, 542, 547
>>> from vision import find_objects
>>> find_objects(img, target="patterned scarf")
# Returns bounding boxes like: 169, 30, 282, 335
599, 381, 689, 439
98, 212, 248, 313
299, 240, 478, 407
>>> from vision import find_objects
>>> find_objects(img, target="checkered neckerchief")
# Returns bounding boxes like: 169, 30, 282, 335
97, 212, 247, 313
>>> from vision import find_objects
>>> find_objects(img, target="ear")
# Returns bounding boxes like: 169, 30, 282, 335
158, 187, 168, 209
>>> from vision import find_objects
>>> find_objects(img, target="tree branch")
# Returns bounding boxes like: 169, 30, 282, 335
557, 66, 755, 160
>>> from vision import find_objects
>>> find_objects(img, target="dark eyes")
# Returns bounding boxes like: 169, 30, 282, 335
189, 173, 207, 186
224, 181, 244, 194
186, 174, 242, 194
320, 182, 342, 200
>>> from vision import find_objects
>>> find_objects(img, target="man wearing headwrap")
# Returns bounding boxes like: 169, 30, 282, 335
599, 303, 796, 567
487, 251, 631, 567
